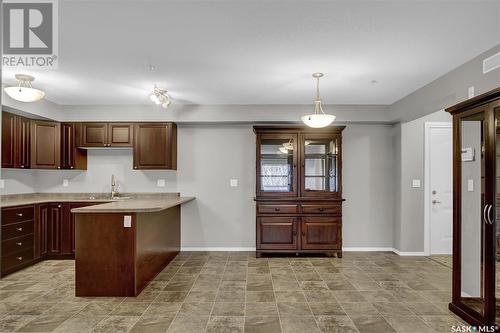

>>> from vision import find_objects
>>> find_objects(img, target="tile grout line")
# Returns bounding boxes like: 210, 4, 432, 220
202, 253, 229, 333
163, 254, 192, 333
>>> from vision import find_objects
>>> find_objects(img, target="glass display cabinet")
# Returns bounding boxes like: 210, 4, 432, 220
254, 126, 345, 257
447, 87, 500, 327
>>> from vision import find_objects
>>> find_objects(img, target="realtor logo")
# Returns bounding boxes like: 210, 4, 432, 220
2, 0, 58, 68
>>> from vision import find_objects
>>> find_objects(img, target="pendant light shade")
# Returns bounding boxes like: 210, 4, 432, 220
301, 73, 336, 128
4, 74, 45, 103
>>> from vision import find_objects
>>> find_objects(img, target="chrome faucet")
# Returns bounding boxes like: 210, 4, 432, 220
111, 174, 119, 199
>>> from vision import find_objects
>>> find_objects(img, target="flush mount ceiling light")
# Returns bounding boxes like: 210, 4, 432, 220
4, 74, 46, 103
149, 85, 171, 109
301, 73, 336, 128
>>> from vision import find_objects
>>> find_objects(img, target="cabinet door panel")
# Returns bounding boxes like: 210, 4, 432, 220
1, 112, 16, 168
30, 120, 60, 169
108, 123, 133, 147
61, 123, 87, 170
49, 204, 63, 254
257, 217, 297, 250
81, 123, 107, 147
133, 123, 176, 169
17, 116, 31, 169
300, 133, 341, 198
256, 133, 298, 197
301, 217, 340, 250
35, 204, 49, 259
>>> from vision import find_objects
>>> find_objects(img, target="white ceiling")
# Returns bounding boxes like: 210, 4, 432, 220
2, 0, 500, 106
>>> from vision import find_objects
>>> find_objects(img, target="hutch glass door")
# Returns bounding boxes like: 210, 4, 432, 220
301, 133, 340, 197
458, 110, 490, 319
257, 134, 298, 196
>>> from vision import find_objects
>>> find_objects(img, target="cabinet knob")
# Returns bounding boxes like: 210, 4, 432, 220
16, 227, 23, 231
274, 208, 280, 212
57, 166, 61, 169
16, 256, 23, 261
20, 165, 24, 168
16, 242, 22, 246
319, 208, 325, 212
58, 205, 62, 208
16, 213, 23, 217
134, 166, 137, 169
70, 166, 74, 169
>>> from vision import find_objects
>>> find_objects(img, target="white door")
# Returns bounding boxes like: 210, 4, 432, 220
428, 125, 453, 254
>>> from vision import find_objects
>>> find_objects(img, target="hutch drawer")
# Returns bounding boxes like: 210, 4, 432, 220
301, 204, 341, 215
257, 204, 299, 215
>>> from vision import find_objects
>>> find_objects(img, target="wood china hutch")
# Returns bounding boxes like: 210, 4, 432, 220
254, 126, 345, 257
447, 87, 500, 328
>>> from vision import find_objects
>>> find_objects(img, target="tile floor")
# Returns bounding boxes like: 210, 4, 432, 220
0, 252, 466, 333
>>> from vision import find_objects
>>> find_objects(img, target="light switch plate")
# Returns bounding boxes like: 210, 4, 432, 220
468, 179, 474, 192
0, 180, 4, 189
230, 179, 238, 187
412, 179, 421, 188
124, 215, 132, 228
157, 179, 166, 187
62, 179, 69, 187
468, 86, 475, 99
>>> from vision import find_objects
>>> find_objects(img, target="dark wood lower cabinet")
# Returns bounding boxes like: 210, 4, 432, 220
48, 203, 63, 255
301, 217, 340, 250
256, 201, 342, 257
257, 217, 298, 250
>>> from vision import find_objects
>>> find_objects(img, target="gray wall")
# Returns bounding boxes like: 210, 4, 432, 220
395, 110, 451, 252
390, 44, 500, 122
2, 124, 395, 249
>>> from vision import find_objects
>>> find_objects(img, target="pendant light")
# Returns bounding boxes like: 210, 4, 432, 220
4, 74, 45, 102
301, 73, 336, 128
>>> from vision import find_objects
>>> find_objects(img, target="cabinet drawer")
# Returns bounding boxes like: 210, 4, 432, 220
2, 220, 34, 240
1, 248, 34, 273
1, 206, 34, 224
2, 234, 34, 257
301, 205, 341, 215
257, 204, 299, 214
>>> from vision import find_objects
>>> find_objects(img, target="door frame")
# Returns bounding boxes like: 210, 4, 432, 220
424, 121, 452, 256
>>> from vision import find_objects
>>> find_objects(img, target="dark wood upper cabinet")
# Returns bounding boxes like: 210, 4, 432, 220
2, 112, 30, 169
80, 122, 133, 147
61, 123, 87, 169
30, 120, 60, 169
81, 123, 108, 147
2, 112, 16, 168
108, 123, 133, 147
133, 123, 177, 170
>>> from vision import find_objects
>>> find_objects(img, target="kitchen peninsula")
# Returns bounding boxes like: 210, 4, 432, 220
72, 194, 194, 297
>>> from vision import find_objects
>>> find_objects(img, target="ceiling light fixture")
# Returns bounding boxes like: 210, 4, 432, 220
4, 74, 45, 103
301, 73, 336, 128
150, 85, 171, 109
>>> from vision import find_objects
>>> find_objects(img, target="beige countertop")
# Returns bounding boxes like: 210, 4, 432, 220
0, 193, 195, 212
71, 196, 195, 213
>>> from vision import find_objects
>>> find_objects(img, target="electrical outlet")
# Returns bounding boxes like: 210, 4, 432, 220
157, 179, 166, 187
62, 179, 69, 187
412, 179, 421, 188
123, 215, 132, 227
0, 180, 4, 189
230, 179, 238, 187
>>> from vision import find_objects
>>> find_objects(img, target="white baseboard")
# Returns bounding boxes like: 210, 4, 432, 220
181, 247, 256, 252
342, 247, 394, 252
392, 248, 426, 256
180, 246, 426, 256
